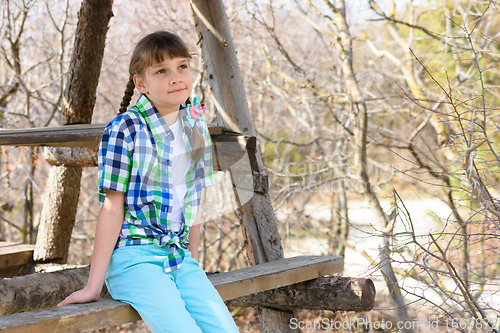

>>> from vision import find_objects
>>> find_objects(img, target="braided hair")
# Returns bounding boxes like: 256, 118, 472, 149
118, 31, 206, 164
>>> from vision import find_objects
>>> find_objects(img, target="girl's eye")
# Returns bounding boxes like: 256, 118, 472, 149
156, 69, 165, 74
179, 64, 188, 70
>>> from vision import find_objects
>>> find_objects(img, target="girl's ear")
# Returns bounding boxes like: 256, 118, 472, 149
133, 74, 148, 94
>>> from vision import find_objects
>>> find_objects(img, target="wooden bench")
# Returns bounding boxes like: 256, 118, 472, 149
0, 255, 343, 332
0, 242, 35, 278
0, 126, 374, 331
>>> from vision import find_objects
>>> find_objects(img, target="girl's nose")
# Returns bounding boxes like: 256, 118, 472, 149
170, 75, 183, 85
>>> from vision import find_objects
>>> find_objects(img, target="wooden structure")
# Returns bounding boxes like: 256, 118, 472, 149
0, 0, 375, 332
0, 257, 346, 331
0, 242, 35, 278
190, 2, 298, 330
0, 256, 355, 332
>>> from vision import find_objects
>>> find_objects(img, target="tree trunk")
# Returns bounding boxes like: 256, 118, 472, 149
34, 167, 83, 263
34, 0, 113, 263
189, 1, 300, 331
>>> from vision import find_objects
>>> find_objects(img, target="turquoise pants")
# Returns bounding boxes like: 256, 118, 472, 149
105, 244, 240, 333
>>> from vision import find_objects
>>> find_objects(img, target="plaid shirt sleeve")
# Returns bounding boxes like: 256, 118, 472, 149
98, 117, 133, 207
201, 120, 214, 188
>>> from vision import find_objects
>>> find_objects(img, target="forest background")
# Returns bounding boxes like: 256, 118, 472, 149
1, 0, 500, 332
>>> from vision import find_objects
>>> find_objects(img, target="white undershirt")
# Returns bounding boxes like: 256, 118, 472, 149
168, 118, 190, 232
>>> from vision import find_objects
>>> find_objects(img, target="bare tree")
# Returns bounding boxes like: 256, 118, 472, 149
34, 0, 113, 263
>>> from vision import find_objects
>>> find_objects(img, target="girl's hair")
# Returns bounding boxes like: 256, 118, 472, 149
119, 30, 205, 163
119, 30, 192, 114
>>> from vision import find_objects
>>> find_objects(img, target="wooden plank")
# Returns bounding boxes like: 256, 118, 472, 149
0, 255, 343, 332
0, 124, 105, 148
0, 266, 33, 279
0, 242, 18, 247
0, 298, 141, 333
211, 255, 343, 300
0, 244, 35, 269
0, 123, 231, 148
41, 132, 248, 172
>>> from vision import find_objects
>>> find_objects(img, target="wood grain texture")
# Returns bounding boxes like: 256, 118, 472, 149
0, 298, 140, 333
0, 124, 105, 148
0, 244, 35, 269
210, 255, 343, 300
0, 256, 343, 332
189, 0, 299, 330
226, 276, 376, 312
43, 147, 99, 167
61, 0, 113, 125
190, 1, 254, 137
0, 124, 226, 148
0, 256, 342, 315
34, 166, 83, 263
39, 131, 247, 171
0, 266, 93, 316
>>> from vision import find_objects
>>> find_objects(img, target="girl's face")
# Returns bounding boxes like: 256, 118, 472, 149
134, 56, 193, 116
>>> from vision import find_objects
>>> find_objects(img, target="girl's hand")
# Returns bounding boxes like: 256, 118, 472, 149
57, 190, 125, 308
57, 286, 100, 306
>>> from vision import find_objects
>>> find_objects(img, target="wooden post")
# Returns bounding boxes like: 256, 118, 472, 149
34, 0, 113, 263
189, 1, 301, 331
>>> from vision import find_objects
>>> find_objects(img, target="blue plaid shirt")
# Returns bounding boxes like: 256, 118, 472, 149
98, 94, 214, 272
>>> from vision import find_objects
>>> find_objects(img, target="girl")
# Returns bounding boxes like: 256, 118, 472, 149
58, 30, 240, 333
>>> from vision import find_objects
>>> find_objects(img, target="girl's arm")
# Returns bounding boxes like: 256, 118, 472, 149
188, 209, 202, 261
58, 189, 125, 306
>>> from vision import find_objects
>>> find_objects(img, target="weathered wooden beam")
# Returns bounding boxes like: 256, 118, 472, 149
0, 243, 35, 278
39, 130, 248, 172
0, 124, 105, 148
0, 266, 33, 279
0, 243, 35, 269
0, 255, 342, 316
0, 276, 374, 333
0, 124, 248, 172
225, 276, 376, 312
212, 255, 343, 301
0, 298, 140, 333
190, 1, 298, 331
0, 123, 225, 148
0, 266, 94, 316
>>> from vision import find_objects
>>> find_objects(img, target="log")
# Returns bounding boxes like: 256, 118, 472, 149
0, 255, 343, 316
34, 166, 83, 263
43, 147, 98, 167
0, 266, 99, 316
225, 276, 376, 312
